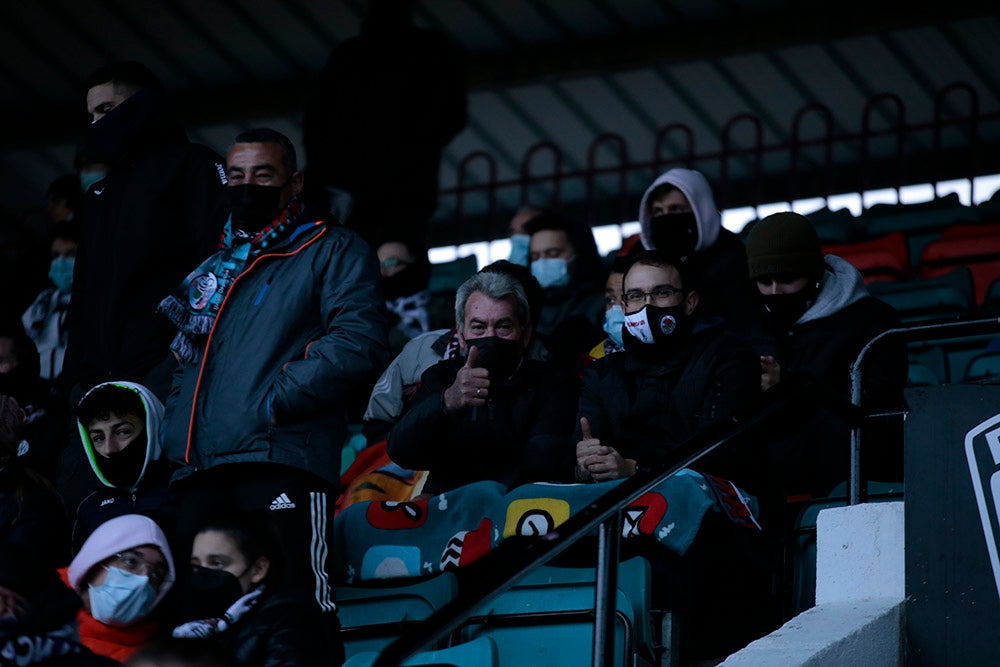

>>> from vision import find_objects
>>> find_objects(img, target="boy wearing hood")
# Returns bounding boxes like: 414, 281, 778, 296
72, 382, 175, 554
744, 212, 906, 501
638, 168, 758, 332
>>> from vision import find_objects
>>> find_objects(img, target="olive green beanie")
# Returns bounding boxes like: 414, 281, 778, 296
745, 212, 825, 280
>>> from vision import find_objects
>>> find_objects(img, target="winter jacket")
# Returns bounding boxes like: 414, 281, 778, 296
638, 169, 758, 332
574, 317, 762, 490
387, 356, 578, 495
747, 255, 907, 498
212, 591, 342, 667
64, 86, 228, 394
163, 221, 389, 488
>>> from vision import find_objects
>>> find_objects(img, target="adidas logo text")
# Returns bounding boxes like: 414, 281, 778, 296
269, 493, 296, 510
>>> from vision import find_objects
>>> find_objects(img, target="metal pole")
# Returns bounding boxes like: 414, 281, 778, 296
593, 514, 621, 667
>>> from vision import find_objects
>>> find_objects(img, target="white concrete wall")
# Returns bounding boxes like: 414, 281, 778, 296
720, 501, 905, 667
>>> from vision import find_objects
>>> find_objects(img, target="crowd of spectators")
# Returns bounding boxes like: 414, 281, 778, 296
0, 41, 910, 667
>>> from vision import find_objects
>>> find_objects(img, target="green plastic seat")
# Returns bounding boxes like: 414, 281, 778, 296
335, 572, 460, 659
452, 556, 653, 667
342, 635, 499, 667
868, 267, 975, 322
963, 351, 1000, 382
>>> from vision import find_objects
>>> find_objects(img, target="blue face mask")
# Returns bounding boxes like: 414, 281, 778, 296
508, 234, 530, 267
531, 258, 570, 289
603, 305, 625, 347
48, 256, 74, 293
88, 567, 156, 626
80, 169, 107, 193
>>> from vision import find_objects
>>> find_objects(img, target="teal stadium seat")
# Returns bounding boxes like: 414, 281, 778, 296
342, 636, 499, 667
452, 556, 655, 667
428, 254, 478, 295
859, 194, 977, 263
335, 572, 460, 660
868, 267, 975, 323
907, 361, 940, 387
963, 351, 1000, 382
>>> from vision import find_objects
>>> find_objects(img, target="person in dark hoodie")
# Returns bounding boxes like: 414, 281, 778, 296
638, 168, 758, 333
526, 211, 606, 371
62, 61, 228, 401
71, 382, 174, 555
744, 211, 906, 502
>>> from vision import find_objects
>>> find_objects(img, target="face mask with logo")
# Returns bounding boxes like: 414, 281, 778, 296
88, 567, 156, 626
180, 565, 247, 621
649, 212, 699, 258
623, 304, 687, 347
508, 234, 531, 267
48, 256, 75, 293
603, 305, 625, 348
227, 184, 284, 233
531, 258, 571, 289
467, 336, 524, 381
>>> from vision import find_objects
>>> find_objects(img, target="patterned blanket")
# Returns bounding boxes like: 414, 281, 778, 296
332, 470, 759, 584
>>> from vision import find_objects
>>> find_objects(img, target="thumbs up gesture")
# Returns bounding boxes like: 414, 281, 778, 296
443, 344, 491, 414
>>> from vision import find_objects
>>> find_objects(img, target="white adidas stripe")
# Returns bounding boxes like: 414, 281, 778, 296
310, 491, 335, 612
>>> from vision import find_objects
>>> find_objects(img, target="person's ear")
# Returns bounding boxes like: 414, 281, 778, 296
457, 328, 467, 352
249, 556, 270, 585
684, 290, 699, 316
290, 171, 304, 196
521, 322, 533, 350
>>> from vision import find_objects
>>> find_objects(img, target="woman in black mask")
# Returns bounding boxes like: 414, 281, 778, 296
744, 211, 906, 499
174, 513, 343, 666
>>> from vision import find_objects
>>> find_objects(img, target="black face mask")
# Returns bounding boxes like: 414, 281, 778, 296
180, 565, 247, 621
227, 184, 284, 233
98, 435, 148, 488
759, 286, 818, 330
466, 336, 524, 381
382, 260, 432, 300
649, 212, 699, 258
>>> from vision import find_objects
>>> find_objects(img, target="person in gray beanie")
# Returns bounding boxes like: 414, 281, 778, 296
744, 211, 906, 503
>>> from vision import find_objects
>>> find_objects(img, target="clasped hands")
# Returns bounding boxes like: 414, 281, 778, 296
575, 417, 636, 482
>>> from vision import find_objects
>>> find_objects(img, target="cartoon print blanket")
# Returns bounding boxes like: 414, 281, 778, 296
333, 470, 759, 584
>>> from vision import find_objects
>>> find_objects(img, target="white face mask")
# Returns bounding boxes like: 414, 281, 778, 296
508, 234, 531, 267
88, 567, 156, 626
531, 257, 571, 288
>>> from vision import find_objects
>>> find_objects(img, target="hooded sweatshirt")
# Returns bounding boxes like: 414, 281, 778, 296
72, 382, 175, 555
748, 254, 906, 499
638, 168, 721, 254
638, 168, 758, 332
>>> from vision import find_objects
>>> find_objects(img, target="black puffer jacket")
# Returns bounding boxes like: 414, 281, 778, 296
573, 318, 762, 489
208, 591, 342, 667
0, 463, 70, 571
747, 255, 907, 499
163, 222, 389, 488
387, 357, 579, 495
64, 86, 228, 393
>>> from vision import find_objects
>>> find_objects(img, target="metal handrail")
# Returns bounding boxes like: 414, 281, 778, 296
849, 316, 1000, 505
371, 375, 822, 667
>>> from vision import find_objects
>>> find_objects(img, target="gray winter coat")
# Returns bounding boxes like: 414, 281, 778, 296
163, 221, 389, 487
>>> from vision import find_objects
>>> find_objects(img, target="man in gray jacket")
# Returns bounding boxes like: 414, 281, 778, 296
160, 128, 389, 614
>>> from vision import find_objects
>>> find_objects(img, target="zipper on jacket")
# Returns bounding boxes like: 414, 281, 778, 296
184, 225, 328, 463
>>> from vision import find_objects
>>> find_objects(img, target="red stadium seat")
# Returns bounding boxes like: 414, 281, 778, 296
918, 225, 1000, 305
822, 231, 909, 284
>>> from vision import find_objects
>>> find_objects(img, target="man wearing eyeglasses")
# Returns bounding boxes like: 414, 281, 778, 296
573, 249, 760, 486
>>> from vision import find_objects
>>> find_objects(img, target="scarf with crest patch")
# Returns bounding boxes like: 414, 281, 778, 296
158, 197, 305, 364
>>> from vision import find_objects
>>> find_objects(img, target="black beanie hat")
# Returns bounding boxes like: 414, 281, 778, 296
745, 212, 825, 280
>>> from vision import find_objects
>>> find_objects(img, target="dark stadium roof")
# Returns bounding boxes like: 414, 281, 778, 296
1, 0, 998, 243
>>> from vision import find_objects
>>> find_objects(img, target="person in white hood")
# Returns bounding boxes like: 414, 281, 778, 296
71, 382, 176, 554
638, 168, 758, 331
